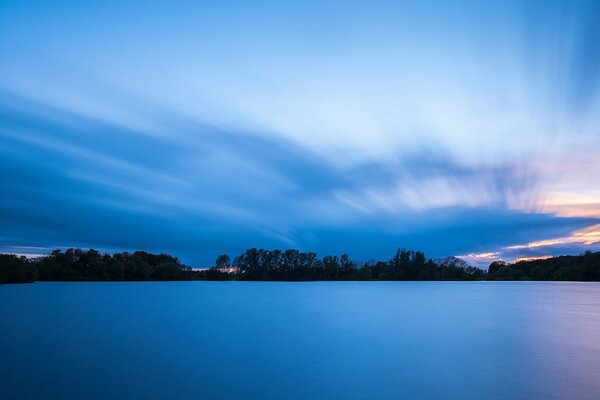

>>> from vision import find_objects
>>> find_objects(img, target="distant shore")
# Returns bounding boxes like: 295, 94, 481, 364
2, 248, 599, 284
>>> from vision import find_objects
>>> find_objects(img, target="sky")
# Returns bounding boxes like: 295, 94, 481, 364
1, 0, 599, 267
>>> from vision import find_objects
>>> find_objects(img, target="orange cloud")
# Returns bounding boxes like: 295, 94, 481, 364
540, 192, 600, 218
506, 223, 600, 250
513, 255, 552, 262
457, 252, 500, 266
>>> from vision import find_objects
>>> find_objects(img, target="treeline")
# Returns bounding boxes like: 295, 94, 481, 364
200, 248, 484, 281
0, 249, 192, 283
1, 248, 599, 284
0, 254, 39, 283
486, 251, 600, 281
170, 248, 600, 282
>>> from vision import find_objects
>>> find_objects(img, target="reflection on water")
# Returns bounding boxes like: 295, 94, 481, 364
1, 282, 599, 400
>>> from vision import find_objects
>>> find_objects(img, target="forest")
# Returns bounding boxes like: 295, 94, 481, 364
1, 248, 599, 283
486, 251, 600, 281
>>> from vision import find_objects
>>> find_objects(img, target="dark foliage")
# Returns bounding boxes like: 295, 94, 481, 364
486, 251, 600, 281
2, 248, 599, 283
0, 254, 38, 283
213, 248, 485, 281
33, 248, 192, 281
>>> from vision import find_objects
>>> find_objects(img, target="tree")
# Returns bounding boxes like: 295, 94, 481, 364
0, 254, 38, 283
322, 256, 340, 280
340, 254, 354, 280
215, 254, 231, 269
488, 261, 507, 276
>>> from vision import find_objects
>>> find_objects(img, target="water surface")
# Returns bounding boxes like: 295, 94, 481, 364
1, 281, 599, 399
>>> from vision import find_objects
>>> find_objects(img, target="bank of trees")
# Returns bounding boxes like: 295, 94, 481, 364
0, 249, 191, 283
1, 248, 599, 283
201, 249, 599, 281
204, 248, 484, 281
486, 251, 600, 281
0, 254, 38, 283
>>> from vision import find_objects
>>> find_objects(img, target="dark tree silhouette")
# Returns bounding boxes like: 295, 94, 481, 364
486, 252, 600, 281
0, 254, 38, 283
2, 248, 599, 283
215, 254, 231, 269
32, 249, 191, 281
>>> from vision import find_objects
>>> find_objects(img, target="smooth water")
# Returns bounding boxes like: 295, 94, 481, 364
1, 282, 599, 400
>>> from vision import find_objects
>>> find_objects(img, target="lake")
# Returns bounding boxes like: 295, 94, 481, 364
1, 281, 599, 399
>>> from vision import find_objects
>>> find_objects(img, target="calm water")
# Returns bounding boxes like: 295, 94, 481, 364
1, 282, 599, 400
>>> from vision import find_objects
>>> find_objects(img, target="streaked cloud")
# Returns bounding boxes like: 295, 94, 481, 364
507, 224, 600, 250
513, 256, 552, 263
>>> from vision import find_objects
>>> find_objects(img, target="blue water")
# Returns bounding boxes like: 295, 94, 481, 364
1, 282, 599, 400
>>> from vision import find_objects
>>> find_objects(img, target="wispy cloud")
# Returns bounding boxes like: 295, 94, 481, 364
507, 224, 600, 250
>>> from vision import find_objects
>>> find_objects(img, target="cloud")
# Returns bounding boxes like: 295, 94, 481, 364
1, 1, 599, 265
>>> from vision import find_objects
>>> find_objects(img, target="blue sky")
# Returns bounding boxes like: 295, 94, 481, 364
1, 0, 599, 266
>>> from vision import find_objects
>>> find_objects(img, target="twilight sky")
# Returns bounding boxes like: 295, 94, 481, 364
1, 0, 599, 266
